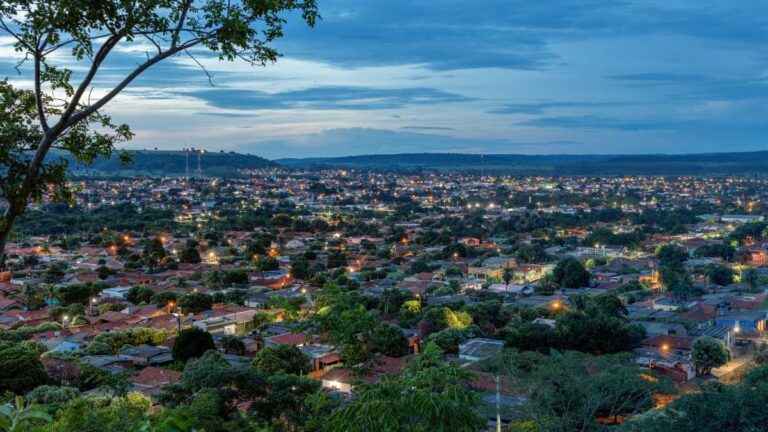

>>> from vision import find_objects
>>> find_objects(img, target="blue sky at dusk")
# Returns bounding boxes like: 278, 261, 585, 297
2, 0, 768, 158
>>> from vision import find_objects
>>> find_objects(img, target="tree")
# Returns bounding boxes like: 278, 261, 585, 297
179, 241, 201, 264
704, 264, 734, 286
743, 267, 760, 292
369, 323, 409, 357
625, 365, 768, 432
0, 342, 48, 394
252, 345, 310, 375
0, 396, 52, 432
179, 292, 213, 314
151, 291, 178, 309
503, 267, 514, 287
290, 257, 312, 280
656, 244, 690, 267
250, 373, 322, 430
45, 392, 150, 432
325, 342, 485, 432
172, 327, 215, 362
126, 285, 154, 305
0, 0, 319, 269
661, 265, 696, 300
516, 351, 671, 431
220, 335, 245, 356
379, 288, 410, 316
553, 257, 590, 288
692, 337, 730, 376
160, 351, 265, 415
426, 328, 472, 354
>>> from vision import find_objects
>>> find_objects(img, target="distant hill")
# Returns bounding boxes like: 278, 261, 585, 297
64, 150, 277, 177
277, 151, 768, 175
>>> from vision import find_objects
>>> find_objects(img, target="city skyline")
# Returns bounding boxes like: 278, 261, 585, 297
3, 1, 768, 158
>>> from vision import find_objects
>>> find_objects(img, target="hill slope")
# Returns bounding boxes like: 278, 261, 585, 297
66, 150, 277, 177
277, 151, 768, 175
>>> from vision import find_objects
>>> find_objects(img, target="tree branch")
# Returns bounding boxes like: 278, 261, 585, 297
0, 17, 34, 52
70, 38, 203, 125
172, 0, 193, 48
59, 33, 123, 123
184, 48, 215, 85
34, 40, 50, 133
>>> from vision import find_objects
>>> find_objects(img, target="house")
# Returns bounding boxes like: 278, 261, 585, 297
321, 355, 410, 394
79, 355, 132, 374
100, 286, 132, 300
715, 311, 767, 334
266, 332, 308, 347
193, 309, 258, 335
299, 344, 342, 372
131, 366, 181, 397
635, 335, 697, 382
119, 344, 173, 366
636, 321, 688, 337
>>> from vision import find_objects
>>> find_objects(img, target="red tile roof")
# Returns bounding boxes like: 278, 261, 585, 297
132, 366, 181, 387
268, 332, 307, 346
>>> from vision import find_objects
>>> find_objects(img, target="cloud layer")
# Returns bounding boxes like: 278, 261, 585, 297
2, 1, 768, 157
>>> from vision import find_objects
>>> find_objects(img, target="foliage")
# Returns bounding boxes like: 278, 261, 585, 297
85, 327, 168, 355
250, 373, 322, 430
0, 396, 52, 432
45, 393, 150, 432
553, 257, 590, 288
324, 343, 485, 432
178, 292, 213, 314
252, 345, 310, 375
513, 351, 672, 431
0, 342, 48, 394
220, 335, 246, 356
369, 324, 409, 357
624, 366, 768, 432
126, 285, 154, 305
160, 350, 265, 414
694, 243, 736, 261
691, 337, 730, 376
0, 0, 320, 267
704, 264, 734, 286
172, 327, 215, 363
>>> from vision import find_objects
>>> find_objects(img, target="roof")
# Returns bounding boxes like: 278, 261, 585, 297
459, 338, 504, 360
679, 303, 716, 321
642, 335, 694, 351
132, 366, 181, 387
267, 332, 307, 346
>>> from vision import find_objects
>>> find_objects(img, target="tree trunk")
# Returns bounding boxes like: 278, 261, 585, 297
0, 211, 17, 271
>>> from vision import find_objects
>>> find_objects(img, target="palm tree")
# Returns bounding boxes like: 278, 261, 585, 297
0, 396, 51, 432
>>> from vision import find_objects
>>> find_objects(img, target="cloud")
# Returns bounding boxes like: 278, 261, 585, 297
177, 86, 472, 111
401, 126, 456, 131
276, 0, 768, 71
489, 101, 629, 115
520, 115, 682, 131
242, 127, 583, 158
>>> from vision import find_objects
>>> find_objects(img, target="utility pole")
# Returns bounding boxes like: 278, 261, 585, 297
185, 147, 190, 179
495, 374, 501, 432
197, 149, 203, 177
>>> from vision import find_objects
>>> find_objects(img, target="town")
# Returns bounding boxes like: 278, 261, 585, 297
2, 169, 768, 430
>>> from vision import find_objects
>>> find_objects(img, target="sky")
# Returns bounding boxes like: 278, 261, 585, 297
2, 0, 768, 159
